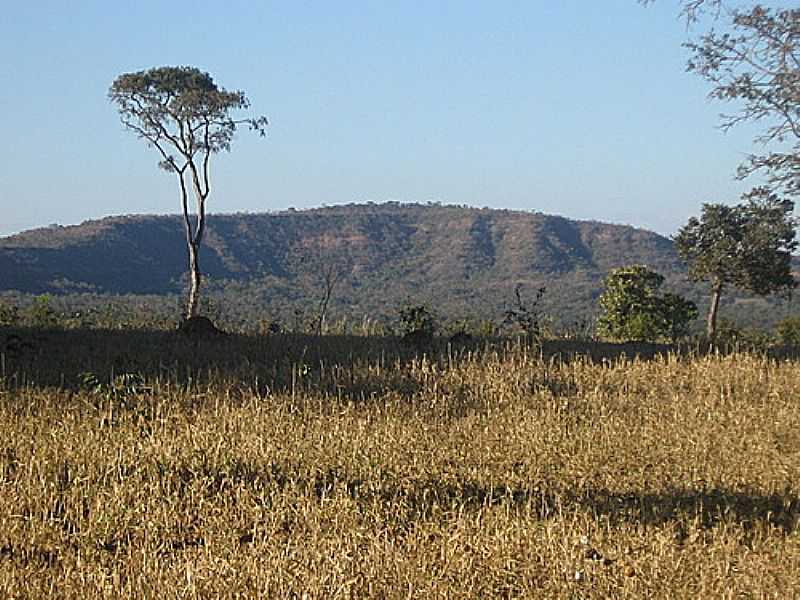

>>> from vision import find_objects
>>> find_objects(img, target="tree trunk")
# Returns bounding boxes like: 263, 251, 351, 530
707, 280, 723, 340
317, 286, 333, 336
186, 240, 202, 318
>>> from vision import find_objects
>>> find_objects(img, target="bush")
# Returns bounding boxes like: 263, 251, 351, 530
597, 266, 697, 343
398, 305, 436, 339
27, 295, 60, 328
714, 318, 773, 350
0, 300, 20, 326
776, 316, 800, 347
503, 285, 547, 342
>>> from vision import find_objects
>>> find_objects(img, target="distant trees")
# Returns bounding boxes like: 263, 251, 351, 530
109, 66, 267, 320
674, 192, 797, 339
597, 265, 697, 342
776, 315, 800, 347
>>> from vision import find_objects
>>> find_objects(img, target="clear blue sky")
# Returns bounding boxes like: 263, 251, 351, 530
0, 1, 765, 238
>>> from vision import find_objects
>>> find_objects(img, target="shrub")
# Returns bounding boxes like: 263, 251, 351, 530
503, 285, 547, 342
0, 300, 20, 326
398, 305, 436, 339
775, 316, 800, 347
26, 295, 60, 329
597, 266, 697, 343
715, 318, 773, 351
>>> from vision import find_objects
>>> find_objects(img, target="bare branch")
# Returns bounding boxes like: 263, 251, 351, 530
639, 0, 723, 24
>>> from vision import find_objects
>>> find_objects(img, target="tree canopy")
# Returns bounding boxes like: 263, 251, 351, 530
674, 191, 797, 338
109, 66, 267, 171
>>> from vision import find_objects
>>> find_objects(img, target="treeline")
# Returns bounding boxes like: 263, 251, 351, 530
2, 285, 799, 351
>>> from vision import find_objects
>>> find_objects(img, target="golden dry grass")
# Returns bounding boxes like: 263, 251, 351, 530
1, 332, 799, 598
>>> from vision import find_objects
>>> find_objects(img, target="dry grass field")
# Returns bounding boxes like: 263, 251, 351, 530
1, 329, 799, 598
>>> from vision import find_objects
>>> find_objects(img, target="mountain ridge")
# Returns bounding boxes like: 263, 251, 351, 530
0, 202, 785, 329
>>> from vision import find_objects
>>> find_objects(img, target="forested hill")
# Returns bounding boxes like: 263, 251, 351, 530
0, 203, 780, 328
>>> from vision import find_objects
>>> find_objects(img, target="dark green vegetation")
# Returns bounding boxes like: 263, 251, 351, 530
675, 192, 797, 338
597, 266, 698, 343
1, 203, 796, 333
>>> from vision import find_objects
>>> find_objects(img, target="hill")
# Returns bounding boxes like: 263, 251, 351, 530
0, 203, 790, 330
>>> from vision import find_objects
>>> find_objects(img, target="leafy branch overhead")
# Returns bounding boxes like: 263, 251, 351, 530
639, 0, 723, 24
685, 7, 800, 198
640, 3, 798, 198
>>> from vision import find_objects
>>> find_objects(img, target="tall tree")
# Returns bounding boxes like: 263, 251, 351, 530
109, 66, 267, 319
674, 191, 797, 338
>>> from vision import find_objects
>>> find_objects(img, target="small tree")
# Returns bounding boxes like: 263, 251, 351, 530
776, 315, 800, 347
109, 66, 267, 319
398, 304, 436, 350
674, 191, 797, 339
597, 265, 697, 342
0, 300, 19, 327
289, 236, 354, 335
503, 284, 547, 342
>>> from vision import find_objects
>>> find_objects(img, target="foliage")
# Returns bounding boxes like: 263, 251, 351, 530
398, 304, 436, 348
0, 204, 694, 330
674, 192, 797, 338
685, 6, 800, 199
79, 371, 150, 405
398, 304, 436, 337
640, 3, 797, 195
776, 315, 800, 347
556, 317, 597, 342
0, 300, 19, 326
660, 293, 700, 342
597, 266, 697, 342
27, 295, 59, 328
109, 66, 267, 172
257, 319, 283, 335
714, 318, 774, 351
109, 66, 267, 318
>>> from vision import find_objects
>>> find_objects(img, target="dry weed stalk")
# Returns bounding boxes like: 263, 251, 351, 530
0, 335, 799, 598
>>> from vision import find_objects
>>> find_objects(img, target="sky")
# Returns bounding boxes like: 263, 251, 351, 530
0, 1, 772, 238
